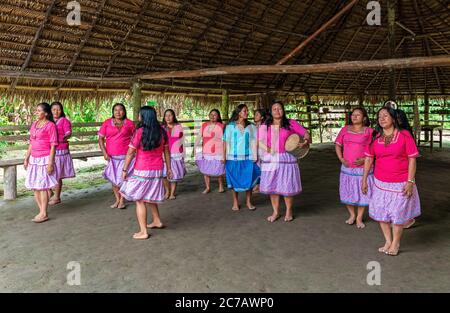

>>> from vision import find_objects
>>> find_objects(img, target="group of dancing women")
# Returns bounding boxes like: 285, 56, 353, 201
24, 99, 421, 255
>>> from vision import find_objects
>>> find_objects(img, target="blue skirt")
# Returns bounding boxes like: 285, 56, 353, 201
225, 160, 261, 192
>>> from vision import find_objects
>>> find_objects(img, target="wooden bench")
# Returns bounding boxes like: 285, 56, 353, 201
417, 125, 443, 153
0, 151, 104, 200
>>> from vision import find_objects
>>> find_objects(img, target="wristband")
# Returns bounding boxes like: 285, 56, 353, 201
407, 179, 415, 184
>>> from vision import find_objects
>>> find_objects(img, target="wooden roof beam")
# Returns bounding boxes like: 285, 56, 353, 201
276, 0, 360, 65
10, 0, 56, 90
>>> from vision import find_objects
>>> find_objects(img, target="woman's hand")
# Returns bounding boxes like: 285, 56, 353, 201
361, 179, 368, 195
340, 158, 349, 168
297, 141, 309, 149
353, 157, 365, 166
104, 153, 110, 161
403, 182, 414, 198
23, 159, 29, 170
167, 169, 173, 180
47, 163, 54, 174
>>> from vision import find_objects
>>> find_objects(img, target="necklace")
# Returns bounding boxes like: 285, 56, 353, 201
382, 130, 395, 146
113, 119, 124, 127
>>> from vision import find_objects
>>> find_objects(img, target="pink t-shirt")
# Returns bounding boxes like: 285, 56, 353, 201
365, 130, 419, 182
201, 122, 224, 155
55, 117, 72, 151
129, 127, 167, 171
258, 119, 307, 153
30, 121, 58, 158
164, 124, 184, 154
335, 126, 373, 168
98, 118, 135, 156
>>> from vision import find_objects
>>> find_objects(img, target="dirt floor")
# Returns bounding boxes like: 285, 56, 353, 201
0, 143, 449, 292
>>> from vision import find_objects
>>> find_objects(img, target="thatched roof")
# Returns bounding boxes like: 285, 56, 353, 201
0, 0, 449, 101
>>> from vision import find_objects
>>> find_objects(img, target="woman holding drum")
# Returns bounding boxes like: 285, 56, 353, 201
258, 101, 310, 222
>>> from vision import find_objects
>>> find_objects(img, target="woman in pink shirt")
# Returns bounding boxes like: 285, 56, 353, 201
162, 109, 186, 200
335, 107, 373, 228
48, 102, 75, 205
258, 101, 310, 223
195, 109, 226, 194
98, 103, 136, 209
120, 106, 172, 240
362, 106, 421, 256
24, 102, 58, 223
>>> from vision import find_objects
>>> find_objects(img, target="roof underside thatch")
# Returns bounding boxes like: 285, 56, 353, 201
0, 0, 449, 101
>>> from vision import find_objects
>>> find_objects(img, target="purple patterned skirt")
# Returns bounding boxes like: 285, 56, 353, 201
196, 154, 225, 177
103, 155, 135, 187
163, 153, 187, 182
369, 177, 421, 225
259, 152, 302, 196
339, 165, 373, 207
120, 169, 165, 203
25, 155, 58, 190
54, 149, 76, 180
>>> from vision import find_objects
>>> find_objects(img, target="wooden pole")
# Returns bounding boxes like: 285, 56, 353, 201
413, 94, 420, 140
3, 166, 17, 200
276, 0, 359, 65
221, 89, 230, 121
132, 81, 142, 122
137, 56, 450, 80
305, 93, 312, 128
424, 92, 430, 141
388, 0, 397, 100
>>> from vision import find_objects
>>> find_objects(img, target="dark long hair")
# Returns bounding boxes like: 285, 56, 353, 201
371, 106, 399, 143
37, 102, 55, 123
139, 106, 167, 151
254, 109, 266, 124
161, 109, 179, 126
111, 103, 127, 120
50, 101, 66, 118
229, 104, 251, 127
348, 107, 370, 127
396, 109, 413, 137
264, 100, 290, 129
209, 109, 222, 124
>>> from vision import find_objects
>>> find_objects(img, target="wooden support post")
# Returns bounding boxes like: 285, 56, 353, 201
424, 92, 430, 141
4, 166, 17, 200
358, 93, 365, 107
413, 94, 420, 142
132, 81, 142, 122
305, 93, 312, 129
221, 89, 230, 121
388, 0, 397, 100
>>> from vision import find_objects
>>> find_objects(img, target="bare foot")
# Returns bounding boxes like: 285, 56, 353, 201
356, 219, 365, 229
386, 244, 400, 256
284, 216, 294, 222
132, 232, 149, 240
110, 201, 119, 208
218, 188, 225, 193
267, 214, 280, 223
32, 214, 49, 223
231, 205, 240, 211
345, 216, 356, 225
147, 222, 165, 229
378, 242, 392, 253
169, 195, 176, 200
202, 188, 210, 194
49, 198, 61, 205
117, 203, 126, 210
164, 192, 170, 200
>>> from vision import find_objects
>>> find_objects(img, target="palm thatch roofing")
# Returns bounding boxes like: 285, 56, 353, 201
0, 0, 449, 102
